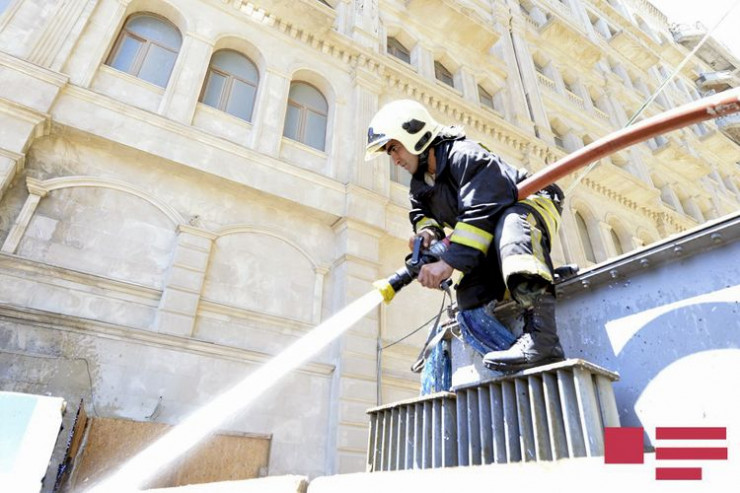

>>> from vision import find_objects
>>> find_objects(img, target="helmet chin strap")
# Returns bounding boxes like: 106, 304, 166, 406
412, 148, 431, 181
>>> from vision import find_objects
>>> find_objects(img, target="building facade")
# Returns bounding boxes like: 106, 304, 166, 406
1, 0, 738, 488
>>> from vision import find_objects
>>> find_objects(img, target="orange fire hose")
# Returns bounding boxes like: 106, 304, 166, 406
517, 87, 740, 199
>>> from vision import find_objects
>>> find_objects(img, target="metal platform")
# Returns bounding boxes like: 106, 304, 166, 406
366, 359, 619, 472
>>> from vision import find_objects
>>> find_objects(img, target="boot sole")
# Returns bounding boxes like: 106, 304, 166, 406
484, 356, 565, 373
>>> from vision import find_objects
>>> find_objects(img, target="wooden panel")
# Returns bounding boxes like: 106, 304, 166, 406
71, 418, 270, 490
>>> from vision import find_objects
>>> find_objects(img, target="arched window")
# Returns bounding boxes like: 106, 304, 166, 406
610, 228, 624, 256
283, 82, 328, 151
200, 50, 259, 121
106, 14, 182, 88
575, 211, 596, 263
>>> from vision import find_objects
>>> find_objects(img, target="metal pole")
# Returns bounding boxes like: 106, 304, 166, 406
517, 88, 740, 200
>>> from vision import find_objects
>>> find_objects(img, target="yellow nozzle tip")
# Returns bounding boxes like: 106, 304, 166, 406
373, 279, 396, 304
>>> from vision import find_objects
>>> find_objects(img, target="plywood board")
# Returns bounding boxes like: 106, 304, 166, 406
71, 418, 270, 490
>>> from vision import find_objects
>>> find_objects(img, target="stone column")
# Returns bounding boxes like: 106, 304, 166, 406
625, 149, 653, 185
1, 178, 48, 254
63, 0, 130, 88
497, 10, 536, 132
594, 220, 613, 262
550, 63, 567, 95
566, 0, 593, 34
312, 266, 329, 325
158, 33, 214, 124
606, 91, 629, 127
711, 170, 728, 193
414, 44, 435, 80
727, 177, 740, 199
26, 0, 93, 71
459, 69, 479, 105
682, 196, 705, 223
326, 218, 383, 474
661, 184, 684, 214
557, 204, 579, 265
0, 149, 23, 200
250, 68, 291, 156
155, 224, 216, 337
347, 66, 382, 192
509, 28, 551, 139
350, 0, 380, 50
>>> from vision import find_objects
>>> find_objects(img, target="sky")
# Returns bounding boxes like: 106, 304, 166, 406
649, 0, 740, 60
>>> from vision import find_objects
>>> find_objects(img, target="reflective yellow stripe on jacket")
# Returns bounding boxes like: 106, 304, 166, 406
518, 195, 561, 239
450, 222, 493, 255
415, 216, 442, 233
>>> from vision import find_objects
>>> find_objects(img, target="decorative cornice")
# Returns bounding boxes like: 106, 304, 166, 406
0, 51, 69, 87
198, 298, 314, 333
0, 302, 334, 376
0, 252, 162, 302
381, 68, 555, 162
217, 0, 556, 161
581, 176, 693, 234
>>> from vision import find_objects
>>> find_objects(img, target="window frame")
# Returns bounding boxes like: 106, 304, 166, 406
105, 13, 181, 88
434, 61, 454, 88
387, 36, 411, 64
199, 50, 259, 122
283, 81, 329, 152
478, 85, 495, 111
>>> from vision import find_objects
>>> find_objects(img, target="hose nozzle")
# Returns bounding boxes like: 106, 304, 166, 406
373, 279, 397, 304
373, 237, 450, 304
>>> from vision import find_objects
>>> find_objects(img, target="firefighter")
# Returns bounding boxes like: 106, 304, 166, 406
365, 99, 565, 372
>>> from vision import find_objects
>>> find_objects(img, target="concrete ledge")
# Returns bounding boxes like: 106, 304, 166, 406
145, 475, 309, 493
308, 455, 733, 492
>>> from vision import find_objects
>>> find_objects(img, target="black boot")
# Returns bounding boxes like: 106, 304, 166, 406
483, 292, 564, 371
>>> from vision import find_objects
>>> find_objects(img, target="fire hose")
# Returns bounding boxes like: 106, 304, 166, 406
374, 87, 740, 303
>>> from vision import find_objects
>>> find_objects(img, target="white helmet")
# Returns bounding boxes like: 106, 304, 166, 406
365, 99, 443, 161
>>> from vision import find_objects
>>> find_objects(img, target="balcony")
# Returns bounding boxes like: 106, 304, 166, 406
405, 0, 500, 48
586, 160, 660, 206
670, 22, 706, 46
716, 113, 740, 145
696, 71, 738, 92
244, 0, 336, 33
536, 73, 609, 130
651, 138, 709, 181
537, 10, 600, 67
608, 30, 658, 70
671, 23, 737, 73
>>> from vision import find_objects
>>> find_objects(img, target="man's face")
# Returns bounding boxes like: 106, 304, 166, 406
385, 139, 419, 175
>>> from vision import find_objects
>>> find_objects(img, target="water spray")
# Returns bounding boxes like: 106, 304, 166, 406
86, 290, 383, 492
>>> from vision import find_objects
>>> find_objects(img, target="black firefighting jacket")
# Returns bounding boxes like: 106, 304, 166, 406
408, 134, 542, 309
